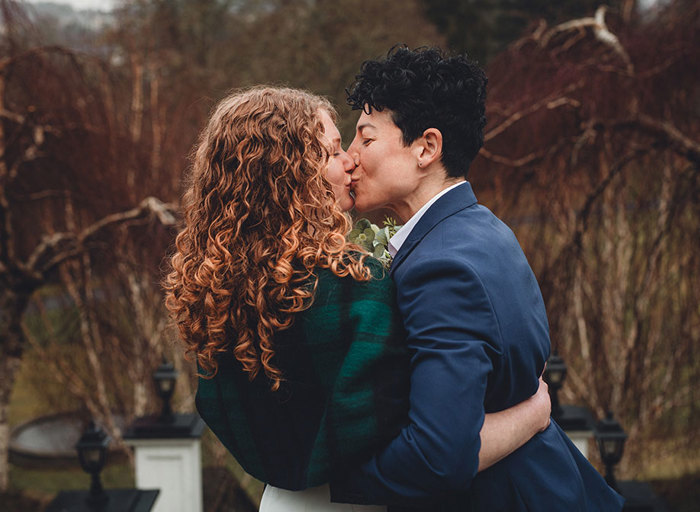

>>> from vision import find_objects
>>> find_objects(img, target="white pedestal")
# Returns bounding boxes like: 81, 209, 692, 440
556, 405, 595, 461
126, 437, 203, 512
564, 430, 592, 459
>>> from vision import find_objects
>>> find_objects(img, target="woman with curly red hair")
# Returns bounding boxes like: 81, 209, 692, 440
165, 86, 550, 511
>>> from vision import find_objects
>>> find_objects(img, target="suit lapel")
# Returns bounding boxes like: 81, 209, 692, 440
389, 182, 478, 277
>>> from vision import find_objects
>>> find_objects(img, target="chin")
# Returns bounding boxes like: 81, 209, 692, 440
336, 195, 355, 213
353, 200, 374, 213
351, 192, 378, 213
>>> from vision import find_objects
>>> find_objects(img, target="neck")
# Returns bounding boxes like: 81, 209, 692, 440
391, 175, 464, 223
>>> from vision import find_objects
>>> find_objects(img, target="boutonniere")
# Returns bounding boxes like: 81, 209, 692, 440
348, 217, 401, 267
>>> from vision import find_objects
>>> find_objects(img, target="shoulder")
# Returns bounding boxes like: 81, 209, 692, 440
397, 253, 484, 292
443, 203, 519, 248
301, 257, 403, 348
315, 255, 390, 287
312, 256, 394, 309
363, 255, 390, 281
400, 204, 523, 279
394, 253, 496, 325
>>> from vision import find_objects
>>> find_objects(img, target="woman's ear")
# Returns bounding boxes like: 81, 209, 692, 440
414, 128, 443, 168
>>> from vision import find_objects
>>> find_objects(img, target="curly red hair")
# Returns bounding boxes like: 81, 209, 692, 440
164, 87, 370, 391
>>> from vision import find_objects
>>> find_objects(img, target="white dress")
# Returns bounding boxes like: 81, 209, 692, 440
260, 484, 387, 512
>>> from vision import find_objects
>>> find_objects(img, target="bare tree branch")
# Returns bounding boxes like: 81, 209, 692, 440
538, 6, 634, 74
26, 196, 178, 275
608, 115, 700, 165
484, 84, 583, 142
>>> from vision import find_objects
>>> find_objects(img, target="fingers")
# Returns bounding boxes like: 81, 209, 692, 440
537, 377, 552, 431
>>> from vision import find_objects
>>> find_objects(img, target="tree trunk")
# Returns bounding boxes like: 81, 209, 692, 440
0, 289, 31, 492
0, 351, 21, 492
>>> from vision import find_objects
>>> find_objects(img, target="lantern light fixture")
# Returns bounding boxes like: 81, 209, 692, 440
76, 420, 110, 507
153, 359, 178, 423
595, 411, 628, 491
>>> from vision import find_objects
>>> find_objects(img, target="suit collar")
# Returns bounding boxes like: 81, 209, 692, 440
389, 181, 477, 276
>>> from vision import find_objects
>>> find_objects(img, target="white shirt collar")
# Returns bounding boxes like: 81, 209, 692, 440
388, 181, 465, 258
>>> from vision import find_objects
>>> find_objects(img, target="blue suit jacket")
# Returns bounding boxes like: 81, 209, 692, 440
331, 182, 623, 511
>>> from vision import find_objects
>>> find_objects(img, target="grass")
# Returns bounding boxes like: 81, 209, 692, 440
8, 353, 54, 430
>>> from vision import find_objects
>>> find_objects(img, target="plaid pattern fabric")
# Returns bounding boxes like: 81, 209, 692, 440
195, 257, 410, 490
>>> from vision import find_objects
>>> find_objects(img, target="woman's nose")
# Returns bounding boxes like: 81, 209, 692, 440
342, 152, 355, 172
347, 138, 361, 165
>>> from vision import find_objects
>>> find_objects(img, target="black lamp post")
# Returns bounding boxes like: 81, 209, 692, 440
543, 353, 568, 419
595, 411, 628, 491
76, 421, 110, 507
153, 359, 178, 423
126, 358, 202, 439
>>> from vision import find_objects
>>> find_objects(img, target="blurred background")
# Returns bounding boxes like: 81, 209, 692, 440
0, 0, 697, 510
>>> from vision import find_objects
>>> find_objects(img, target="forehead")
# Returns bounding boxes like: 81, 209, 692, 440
356, 109, 397, 132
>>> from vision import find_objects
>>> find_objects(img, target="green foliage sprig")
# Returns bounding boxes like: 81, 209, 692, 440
348, 217, 402, 267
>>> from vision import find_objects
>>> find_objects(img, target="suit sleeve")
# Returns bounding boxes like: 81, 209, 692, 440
330, 255, 503, 505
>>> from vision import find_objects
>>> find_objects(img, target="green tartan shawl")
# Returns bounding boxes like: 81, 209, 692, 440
195, 257, 410, 490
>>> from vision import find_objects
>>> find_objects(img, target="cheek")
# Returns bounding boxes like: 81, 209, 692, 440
361, 144, 393, 178
326, 166, 348, 201
331, 182, 346, 201
325, 162, 344, 188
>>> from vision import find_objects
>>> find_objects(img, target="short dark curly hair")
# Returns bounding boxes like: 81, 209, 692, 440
347, 46, 487, 179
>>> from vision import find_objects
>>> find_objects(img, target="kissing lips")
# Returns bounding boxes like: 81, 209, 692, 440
349, 179, 359, 200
